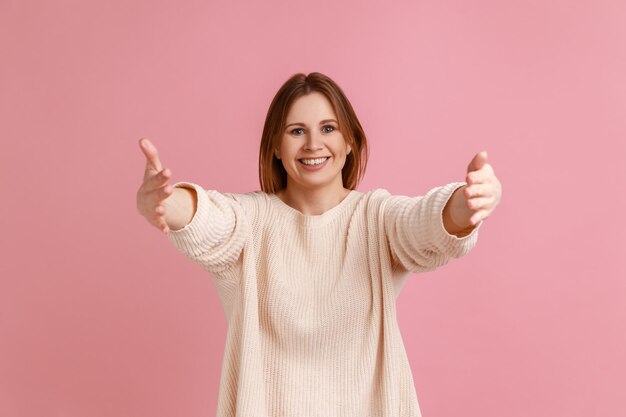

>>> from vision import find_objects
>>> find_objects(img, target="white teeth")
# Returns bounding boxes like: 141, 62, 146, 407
300, 157, 329, 165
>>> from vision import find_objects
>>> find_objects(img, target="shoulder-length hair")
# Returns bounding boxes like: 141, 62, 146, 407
259, 72, 369, 193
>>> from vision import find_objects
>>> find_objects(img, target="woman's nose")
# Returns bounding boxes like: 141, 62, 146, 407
304, 131, 323, 150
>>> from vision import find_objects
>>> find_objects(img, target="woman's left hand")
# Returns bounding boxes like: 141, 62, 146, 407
443, 151, 502, 234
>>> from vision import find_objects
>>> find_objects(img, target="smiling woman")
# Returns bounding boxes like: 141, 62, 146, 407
136, 71, 502, 417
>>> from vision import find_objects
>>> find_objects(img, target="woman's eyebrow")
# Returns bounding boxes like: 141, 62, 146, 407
285, 119, 338, 128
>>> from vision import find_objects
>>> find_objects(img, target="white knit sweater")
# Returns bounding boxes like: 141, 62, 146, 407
167, 181, 480, 417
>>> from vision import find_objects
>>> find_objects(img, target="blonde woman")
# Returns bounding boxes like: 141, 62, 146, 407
136, 72, 502, 417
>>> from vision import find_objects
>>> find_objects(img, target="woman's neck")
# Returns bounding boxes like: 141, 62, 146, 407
276, 183, 351, 216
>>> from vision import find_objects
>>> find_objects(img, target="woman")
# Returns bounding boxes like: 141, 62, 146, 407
136, 72, 502, 417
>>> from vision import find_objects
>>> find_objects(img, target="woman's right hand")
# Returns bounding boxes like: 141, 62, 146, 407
136, 138, 174, 233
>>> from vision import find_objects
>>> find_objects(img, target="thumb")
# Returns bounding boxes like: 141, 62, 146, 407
467, 150, 488, 173
139, 138, 163, 178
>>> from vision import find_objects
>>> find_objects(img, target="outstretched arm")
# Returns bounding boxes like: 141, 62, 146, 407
442, 151, 502, 237
137, 137, 248, 273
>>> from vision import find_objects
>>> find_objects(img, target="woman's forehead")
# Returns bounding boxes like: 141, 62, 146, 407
286, 92, 337, 123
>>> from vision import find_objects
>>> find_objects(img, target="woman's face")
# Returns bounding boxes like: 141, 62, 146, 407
275, 92, 351, 193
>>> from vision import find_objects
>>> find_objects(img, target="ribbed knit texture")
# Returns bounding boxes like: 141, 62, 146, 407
167, 182, 481, 417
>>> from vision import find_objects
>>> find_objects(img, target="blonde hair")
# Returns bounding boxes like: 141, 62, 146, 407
258, 72, 369, 193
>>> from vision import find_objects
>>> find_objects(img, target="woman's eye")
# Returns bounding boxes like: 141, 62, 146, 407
323, 125, 335, 133
291, 128, 304, 135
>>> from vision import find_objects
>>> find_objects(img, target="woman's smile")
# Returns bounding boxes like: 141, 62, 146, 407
298, 156, 330, 170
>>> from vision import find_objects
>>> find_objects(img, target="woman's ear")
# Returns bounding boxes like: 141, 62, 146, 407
274, 149, 281, 159
346, 144, 352, 155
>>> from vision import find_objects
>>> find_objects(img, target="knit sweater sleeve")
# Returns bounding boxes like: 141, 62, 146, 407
165, 181, 248, 274
383, 182, 481, 274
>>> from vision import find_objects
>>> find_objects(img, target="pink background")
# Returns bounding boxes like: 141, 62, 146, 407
2, 0, 625, 416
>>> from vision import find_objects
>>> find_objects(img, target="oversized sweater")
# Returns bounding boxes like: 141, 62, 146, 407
166, 181, 481, 417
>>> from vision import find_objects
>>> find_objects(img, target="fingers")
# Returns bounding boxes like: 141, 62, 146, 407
465, 196, 493, 211
462, 151, 502, 226
143, 184, 174, 232
143, 201, 171, 234
464, 194, 492, 225
464, 183, 492, 199
151, 214, 170, 234
145, 167, 172, 190
136, 138, 174, 234
154, 208, 170, 234
145, 184, 174, 200
145, 182, 174, 204
464, 175, 502, 227
139, 138, 163, 179
465, 177, 500, 210
470, 209, 488, 226
466, 163, 494, 185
